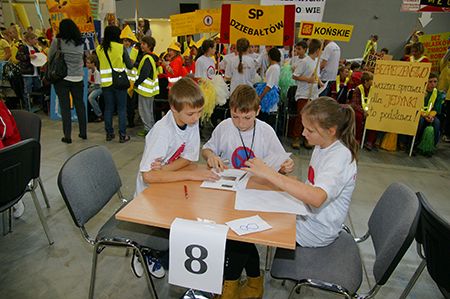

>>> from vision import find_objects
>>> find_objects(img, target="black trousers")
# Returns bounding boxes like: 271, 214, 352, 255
54, 79, 86, 139
224, 240, 260, 280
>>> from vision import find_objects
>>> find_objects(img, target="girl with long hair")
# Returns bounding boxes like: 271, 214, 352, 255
224, 38, 257, 94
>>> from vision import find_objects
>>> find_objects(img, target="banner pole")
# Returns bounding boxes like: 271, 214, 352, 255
217, 42, 222, 74
361, 127, 367, 149
409, 135, 416, 157
135, 0, 138, 34
307, 39, 323, 100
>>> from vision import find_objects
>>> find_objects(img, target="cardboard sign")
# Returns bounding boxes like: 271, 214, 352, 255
419, 32, 450, 73
169, 218, 229, 294
365, 52, 393, 72
298, 21, 353, 42
401, 0, 420, 12
195, 9, 221, 33
220, 4, 295, 46
260, 0, 326, 22
170, 12, 197, 37
419, 0, 450, 11
365, 60, 432, 136
46, 0, 94, 33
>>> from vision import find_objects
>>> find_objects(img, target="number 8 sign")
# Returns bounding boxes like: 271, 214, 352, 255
169, 218, 229, 294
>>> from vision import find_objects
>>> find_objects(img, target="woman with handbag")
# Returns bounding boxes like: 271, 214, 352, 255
96, 25, 134, 143
48, 19, 85, 144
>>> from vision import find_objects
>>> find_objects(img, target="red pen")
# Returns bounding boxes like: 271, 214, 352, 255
184, 184, 189, 199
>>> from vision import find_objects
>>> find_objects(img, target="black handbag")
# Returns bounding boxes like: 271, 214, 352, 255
104, 49, 130, 90
45, 38, 67, 83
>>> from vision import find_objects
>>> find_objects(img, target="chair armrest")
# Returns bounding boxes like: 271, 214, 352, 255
341, 224, 352, 235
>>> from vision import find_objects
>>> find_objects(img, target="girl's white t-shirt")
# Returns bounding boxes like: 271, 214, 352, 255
135, 110, 200, 196
265, 63, 281, 112
202, 118, 287, 169
296, 140, 357, 247
195, 55, 215, 80
225, 54, 257, 94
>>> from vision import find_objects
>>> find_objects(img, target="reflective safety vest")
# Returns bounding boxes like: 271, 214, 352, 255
96, 42, 127, 88
135, 54, 159, 97
410, 55, 427, 62
422, 88, 437, 113
126, 47, 139, 83
357, 84, 370, 111
336, 75, 349, 93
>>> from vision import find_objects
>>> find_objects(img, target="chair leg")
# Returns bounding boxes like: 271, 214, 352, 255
137, 248, 159, 299
265, 246, 273, 271
37, 177, 50, 208
30, 190, 54, 245
288, 284, 302, 299
8, 208, 13, 233
89, 243, 101, 299
2, 211, 8, 235
399, 259, 426, 299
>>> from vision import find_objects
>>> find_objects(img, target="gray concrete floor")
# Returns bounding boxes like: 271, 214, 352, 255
1, 114, 449, 299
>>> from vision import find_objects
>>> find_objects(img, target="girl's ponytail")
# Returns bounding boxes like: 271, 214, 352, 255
338, 104, 359, 162
236, 38, 249, 74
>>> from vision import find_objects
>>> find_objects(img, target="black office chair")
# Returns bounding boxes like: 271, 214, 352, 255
400, 192, 450, 299
284, 85, 297, 138
270, 182, 420, 298
11, 110, 50, 209
0, 139, 54, 244
57, 145, 169, 299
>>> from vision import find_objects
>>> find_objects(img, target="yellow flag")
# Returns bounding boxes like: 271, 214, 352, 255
195, 9, 221, 33
299, 21, 353, 42
170, 12, 197, 37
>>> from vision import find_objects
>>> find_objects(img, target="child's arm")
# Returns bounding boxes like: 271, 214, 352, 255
142, 164, 219, 184
202, 148, 227, 172
244, 158, 327, 208
292, 73, 316, 83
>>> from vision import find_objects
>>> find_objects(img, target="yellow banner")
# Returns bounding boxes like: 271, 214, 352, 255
12, 4, 30, 29
170, 12, 197, 37
46, 0, 94, 33
298, 21, 353, 42
365, 60, 432, 136
419, 32, 450, 73
195, 9, 221, 34
223, 4, 295, 46
365, 53, 393, 73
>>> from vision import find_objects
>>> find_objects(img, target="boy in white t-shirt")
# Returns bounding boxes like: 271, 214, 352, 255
133, 77, 219, 280
86, 54, 103, 121
291, 39, 323, 149
291, 40, 307, 73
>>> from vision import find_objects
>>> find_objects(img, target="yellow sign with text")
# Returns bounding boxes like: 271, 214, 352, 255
170, 12, 197, 37
419, 32, 450, 73
365, 60, 431, 136
46, 0, 94, 33
195, 9, 221, 33
299, 21, 353, 42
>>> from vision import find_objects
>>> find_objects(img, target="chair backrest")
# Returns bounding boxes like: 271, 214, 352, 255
0, 139, 40, 211
287, 85, 297, 113
417, 192, 450, 292
10, 110, 41, 142
368, 182, 420, 285
57, 146, 122, 227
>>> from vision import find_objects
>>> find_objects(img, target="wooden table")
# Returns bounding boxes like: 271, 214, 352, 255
116, 177, 297, 249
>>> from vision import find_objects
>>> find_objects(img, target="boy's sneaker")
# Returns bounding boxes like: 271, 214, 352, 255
131, 251, 165, 279
13, 200, 25, 219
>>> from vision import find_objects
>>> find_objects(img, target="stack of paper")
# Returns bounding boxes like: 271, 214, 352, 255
235, 189, 309, 215
201, 169, 250, 191
226, 215, 272, 236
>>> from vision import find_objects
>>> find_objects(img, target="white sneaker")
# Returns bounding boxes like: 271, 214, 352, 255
13, 200, 25, 219
145, 255, 165, 279
131, 251, 144, 278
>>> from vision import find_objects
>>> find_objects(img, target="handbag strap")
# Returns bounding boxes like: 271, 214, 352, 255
104, 46, 114, 71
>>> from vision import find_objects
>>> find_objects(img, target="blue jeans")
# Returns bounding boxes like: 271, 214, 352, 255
102, 86, 127, 136
88, 88, 103, 116
23, 75, 42, 111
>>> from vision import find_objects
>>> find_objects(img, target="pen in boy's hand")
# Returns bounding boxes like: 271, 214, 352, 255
184, 184, 189, 199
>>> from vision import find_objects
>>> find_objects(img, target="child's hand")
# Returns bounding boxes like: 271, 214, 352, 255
190, 169, 220, 181
207, 155, 227, 172
243, 158, 276, 180
279, 158, 294, 174
307, 75, 317, 84
151, 157, 164, 170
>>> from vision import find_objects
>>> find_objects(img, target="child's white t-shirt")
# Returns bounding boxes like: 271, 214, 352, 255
265, 63, 281, 112
225, 54, 257, 94
135, 110, 200, 196
296, 140, 357, 247
294, 55, 319, 100
202, 118, 287, 169
195, 55, 215, 80
88, 68, 101, 85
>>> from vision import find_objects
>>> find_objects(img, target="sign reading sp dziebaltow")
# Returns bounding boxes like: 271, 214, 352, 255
298, 21, 353, 42
220, 4, 295, 46
365, 60, 432, 136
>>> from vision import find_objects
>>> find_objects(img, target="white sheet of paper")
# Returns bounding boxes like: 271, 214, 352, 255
226, 215, 272, 236
200, 168, 250, 191
235, 189, 309, 215
265, 152, 292, 171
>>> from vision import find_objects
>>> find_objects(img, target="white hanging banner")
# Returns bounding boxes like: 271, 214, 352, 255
260, 0, 326, 22
169, 218, 229, 294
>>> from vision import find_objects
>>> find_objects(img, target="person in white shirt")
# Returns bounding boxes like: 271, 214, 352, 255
291, 40, 308, 73
244, 97, 358, 248
194, 39, 216, 80
86, 54, 103, 121
291, 39, 323, 149
319, 40, 341, 97
201, 84, 294, 298
257, 47, 280, 123
224, 38, 257, 94
218, 44, 236, 72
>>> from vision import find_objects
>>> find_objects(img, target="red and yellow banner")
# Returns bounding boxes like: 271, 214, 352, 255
46, 0, 94, 33
299, 21, 353, 42
220, 4, 295, 46
419, 32, 450, 73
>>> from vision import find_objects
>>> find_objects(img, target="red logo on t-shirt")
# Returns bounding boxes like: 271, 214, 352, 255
231, 146, 255, 169
167, 143, 185, 164
308, 166, 315, 185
